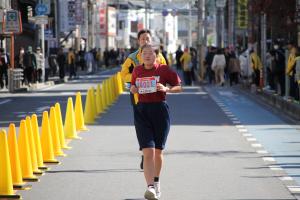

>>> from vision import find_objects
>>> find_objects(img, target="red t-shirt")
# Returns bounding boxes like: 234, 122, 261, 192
131, 64, 181, 103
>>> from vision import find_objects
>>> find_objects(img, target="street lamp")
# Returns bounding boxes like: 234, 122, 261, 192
216, 0, 226, 47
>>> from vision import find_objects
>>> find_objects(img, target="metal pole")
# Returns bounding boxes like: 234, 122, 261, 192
188, 1, 192, 47
41, 23, 45, 82
54, 0, 59, 47
261, 12, 266, 88
197, 0, 204, 80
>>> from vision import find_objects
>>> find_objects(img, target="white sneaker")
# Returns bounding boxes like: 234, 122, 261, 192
144, 186, 158, 200
154, 181, 161, 198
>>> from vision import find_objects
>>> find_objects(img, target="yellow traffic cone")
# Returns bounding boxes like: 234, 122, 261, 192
55, 103, 71, 149
117, 72, 124, 94
25, 116, 44, 175
96, 85, 102, 115
7, 124, 32, 190
40, 111, 60, 164
101, 83, 107, 112
18, 120, 39, 182
0, 129, 22, 199
75, 92, 89, 131
90, 87, 97, 118
84, 89, 95, 124
50, 107, 66, 157
64, 97, 81, 139
31, 114, 49, 170
103, 81, 109, 109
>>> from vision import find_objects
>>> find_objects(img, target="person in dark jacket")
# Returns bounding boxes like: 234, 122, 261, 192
57, 48, 66, 80
23, 46, 36, 85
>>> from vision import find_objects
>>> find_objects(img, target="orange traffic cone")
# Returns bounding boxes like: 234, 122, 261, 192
64, 97, 81, 139
96, 85, 102, 115
40, 111, 60, 164
25, 116, 43, 175
7, 124, 32, 190
75, 92, 89, 131
18, 120, 39, 182
50, 107, 66, 157
55, 103, 71, 149
0, 129, 21, 199
31, 114, 48, 170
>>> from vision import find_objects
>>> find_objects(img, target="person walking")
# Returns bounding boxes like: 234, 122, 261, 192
23, 46, 37, 85
35, 47, 44, 82
57, 48, 66, 80
130, 44, 182, 200
67, 48, 76, 79
121, 29, 167, 170
180, 47, 193, 85
0, 48, 9, 89
211, 48, 226, 86
286, 45, 298, 100
250, 49, 263, 88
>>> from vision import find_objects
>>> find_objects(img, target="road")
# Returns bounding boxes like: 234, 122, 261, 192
1, 68, 300, 199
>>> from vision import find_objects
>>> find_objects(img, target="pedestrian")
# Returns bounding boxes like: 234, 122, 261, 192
130, 44, 182, 200
175, 45, 183, 71
120, 29, 167, 170
211, 48, 226, 86
286, 45, 298, 100
67, 48, 76, 79
250, 49, 263, 88
180, 47, 193, 85
35, 47, 44, 82
0, 48, 9, 89
273, 43, 286, 95
23, 46, 36, 85
57, 48, 66, 80
228, 53, 241, 86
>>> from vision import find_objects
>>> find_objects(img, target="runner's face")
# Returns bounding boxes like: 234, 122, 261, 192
142, 47, 156, 66
138, 33, 151, 47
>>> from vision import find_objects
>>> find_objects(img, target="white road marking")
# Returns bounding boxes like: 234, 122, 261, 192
232, 120, 241, 124
236, 125, 245, 128
0, 99, 11, 105
238, 129, 248, 133
263, 157, 275, 162
246, 137, 257, 142
251, 143, 262, 148
280, 176, 293, 181
288, 186, 300, 193
243, 133, 252, 137
269, 165, 283, 171
256, 150, 268, 154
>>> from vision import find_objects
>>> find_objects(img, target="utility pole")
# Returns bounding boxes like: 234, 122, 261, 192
197, 0, 204, 80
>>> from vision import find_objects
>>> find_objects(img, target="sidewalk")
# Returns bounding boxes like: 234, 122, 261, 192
238, 83, 300, 122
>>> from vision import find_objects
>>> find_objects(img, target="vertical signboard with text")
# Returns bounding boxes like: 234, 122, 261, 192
237, 0, 248, 29
107, 7, 116, 37
99, 1, 107, 36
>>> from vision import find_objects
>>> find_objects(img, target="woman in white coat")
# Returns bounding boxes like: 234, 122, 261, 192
212, 48, 226, 86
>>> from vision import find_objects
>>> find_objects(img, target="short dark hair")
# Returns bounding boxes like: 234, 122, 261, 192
138, 29, 151, 39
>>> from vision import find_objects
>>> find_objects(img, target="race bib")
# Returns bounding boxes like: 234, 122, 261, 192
136, 77, 157, 94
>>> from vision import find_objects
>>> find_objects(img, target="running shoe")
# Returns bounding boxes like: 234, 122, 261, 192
144, 186, 158, 200
154, 181, 161, 198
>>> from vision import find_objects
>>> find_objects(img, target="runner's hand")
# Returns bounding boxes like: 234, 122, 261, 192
130, 85, 138, 94
157, 83, 169, 92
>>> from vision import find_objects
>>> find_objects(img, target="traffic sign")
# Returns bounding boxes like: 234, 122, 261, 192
4, 10, 22, 33
35, 4, 48, 16
35, 15, 48, 25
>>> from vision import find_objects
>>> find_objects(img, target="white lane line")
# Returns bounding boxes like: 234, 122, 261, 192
232, 120, 241, 124
269, 165, 283, 171
280, 176, 293, 181
231, 117, 239, 121
243, 133, 252, 137
0, 99, 11, 105
37, 106, 51, 113
227, 114, 234, 117
287, 186, 300, 193
263, 157, 276, 162
238, 129, 248, 133
251, 143, 262, 148
246, 137, 257, 142
236, 125, 245, 128
40, 84, 62, 91
256, 150, 268, 154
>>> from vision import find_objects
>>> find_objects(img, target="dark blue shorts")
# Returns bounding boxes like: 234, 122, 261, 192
134, 101, 170, 150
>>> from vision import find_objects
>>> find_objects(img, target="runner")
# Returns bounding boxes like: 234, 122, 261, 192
130, 44, 182, 200
120, 29, 167, 169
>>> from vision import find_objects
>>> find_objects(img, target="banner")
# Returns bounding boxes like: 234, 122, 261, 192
237, 0, 248, 29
